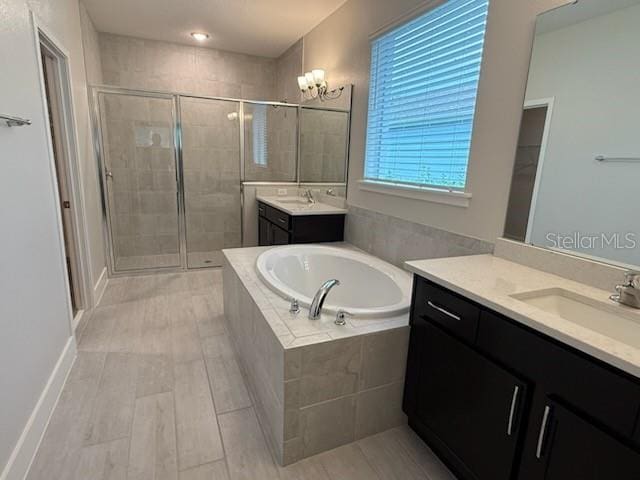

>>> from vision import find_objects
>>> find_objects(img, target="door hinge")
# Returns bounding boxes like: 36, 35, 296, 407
63, 200, 71, 209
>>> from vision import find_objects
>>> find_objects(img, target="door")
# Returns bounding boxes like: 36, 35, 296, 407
180, 97, 241, 268
97, 91, 181, 272
271, 225, 289, 245
533, 400, 640, 479
259, 216, 271, 246
411, 321, 527, 480
40, 46, 82, 314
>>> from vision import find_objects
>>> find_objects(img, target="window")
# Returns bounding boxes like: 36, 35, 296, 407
252, 104, 267, 166
364, 0, 489, 191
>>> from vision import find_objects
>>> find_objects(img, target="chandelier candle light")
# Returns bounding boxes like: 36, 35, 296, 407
297, 69, 344, 101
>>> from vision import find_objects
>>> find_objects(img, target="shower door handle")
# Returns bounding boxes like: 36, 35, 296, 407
105, 170, 113, 179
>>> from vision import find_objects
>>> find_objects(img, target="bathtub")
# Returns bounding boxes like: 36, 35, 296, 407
255, 245, 412, 318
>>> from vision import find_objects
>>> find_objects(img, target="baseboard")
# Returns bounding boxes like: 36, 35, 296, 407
0, 337, 77, 480
92, 266, 107, 307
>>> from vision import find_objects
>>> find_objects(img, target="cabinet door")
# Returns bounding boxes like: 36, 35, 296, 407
271, 225, 290, 245
258, 217, 271, 246
533, 401, 640, 479
412, 321, 527, 480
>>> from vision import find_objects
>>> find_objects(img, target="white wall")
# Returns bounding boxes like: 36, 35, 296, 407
526, 4, 640, 267
301, 0, 570, 242
0, 0, 104, 474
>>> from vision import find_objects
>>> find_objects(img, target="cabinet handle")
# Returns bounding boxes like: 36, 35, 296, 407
536, 405, 552, 459
427, 300, 461, 321
507, 385, 520, 436
278, 218, 287, 224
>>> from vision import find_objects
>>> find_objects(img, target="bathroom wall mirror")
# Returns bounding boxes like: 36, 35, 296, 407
298, 84, 352, 193
504, 0, 640, 269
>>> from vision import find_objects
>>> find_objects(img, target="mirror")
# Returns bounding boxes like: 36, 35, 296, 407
505, 0, 640, 269
299, 107, 349, 183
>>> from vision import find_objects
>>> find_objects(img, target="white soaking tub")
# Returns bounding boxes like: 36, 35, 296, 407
256, 244, 412, 318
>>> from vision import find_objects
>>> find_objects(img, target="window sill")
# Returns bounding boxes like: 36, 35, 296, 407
357, 179, 471, 208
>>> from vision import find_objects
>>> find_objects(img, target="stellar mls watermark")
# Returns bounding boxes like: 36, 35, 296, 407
545, 232, 638, 250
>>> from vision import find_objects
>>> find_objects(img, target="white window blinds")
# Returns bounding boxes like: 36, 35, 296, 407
364, 0, 489, 190
252, 105, 268, 166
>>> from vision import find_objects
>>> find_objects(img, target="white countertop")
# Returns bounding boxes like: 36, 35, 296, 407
405, 254, 640, 379
256, 195, 347, 216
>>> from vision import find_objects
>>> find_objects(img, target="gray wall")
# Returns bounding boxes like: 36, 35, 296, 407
0, 0, 103, 472
275, 39, 303, 103
79, 1, 103, 85
99, 33, 277, 100
301, 0, 571, 243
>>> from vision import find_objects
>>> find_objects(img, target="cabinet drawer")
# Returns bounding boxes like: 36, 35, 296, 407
257, 202, 267, 218
477, 310, 640, 439
413, 278, 480, 343
265, 205, 290, 231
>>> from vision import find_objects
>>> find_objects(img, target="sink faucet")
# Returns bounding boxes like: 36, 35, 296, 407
302, 188, 315, 204
309, 279, 340, 320
610, 271, 640, 309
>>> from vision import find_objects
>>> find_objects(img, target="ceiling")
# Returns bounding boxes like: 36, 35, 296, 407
82, 0, 348, 58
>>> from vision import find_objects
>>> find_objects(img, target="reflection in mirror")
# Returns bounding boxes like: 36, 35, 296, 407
505, 0, 640, 268
243, 103, 298, 182
299, 107, 349, 183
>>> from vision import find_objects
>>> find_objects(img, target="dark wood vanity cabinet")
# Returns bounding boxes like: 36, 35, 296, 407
257, 201, 344, 246
404, 276, 640, 480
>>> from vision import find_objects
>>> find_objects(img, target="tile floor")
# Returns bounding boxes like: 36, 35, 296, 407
27, 270, 456, 480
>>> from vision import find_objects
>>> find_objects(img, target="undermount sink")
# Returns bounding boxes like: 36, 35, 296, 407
511, 288, 640, 348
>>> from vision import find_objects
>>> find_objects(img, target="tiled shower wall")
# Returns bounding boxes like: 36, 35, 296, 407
99, 33, 277, 100
100, 94, 180, 261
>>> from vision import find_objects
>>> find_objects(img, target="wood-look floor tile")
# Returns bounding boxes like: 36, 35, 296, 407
136, 354, 174, 398
173, 360, 224, 470
140, 296, 172, 355
68, 351, 106, 383
78, 304, 118, 352
201, 333, 235, 359
388, 426, 456, 480
109, 300, 147, 353
169, 294, 203, 364
318, 443, 380, 480
358, 430, 424, 479
72, 437, 129, 480
178, 461, 230, 480
192, 293, 226, 338
128, 392, 178, 480
27, 376, 101, 480
218, 408, 280, 480
84, 353, 139, 445
278, 456, 331, 480
205, 355, 251, 413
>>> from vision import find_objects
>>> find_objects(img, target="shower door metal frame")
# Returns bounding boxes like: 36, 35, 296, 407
91, 84, 352, 275
91, 86, 186, 276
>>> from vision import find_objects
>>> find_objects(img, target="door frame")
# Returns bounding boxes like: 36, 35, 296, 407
523, 97, 554, 244
30, 12, 94, 331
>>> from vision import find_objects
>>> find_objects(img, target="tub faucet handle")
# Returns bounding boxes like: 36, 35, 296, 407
289, 298, 300, 314
335, 309, 352, 326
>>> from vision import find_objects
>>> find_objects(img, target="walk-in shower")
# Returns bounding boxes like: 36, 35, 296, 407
92, 86, 351, 274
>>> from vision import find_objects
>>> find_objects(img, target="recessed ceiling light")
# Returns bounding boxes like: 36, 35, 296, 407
190, 32, 210, 42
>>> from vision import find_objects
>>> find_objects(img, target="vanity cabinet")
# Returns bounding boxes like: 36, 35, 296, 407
257, 201, 345, 246
404, 276, 640, 480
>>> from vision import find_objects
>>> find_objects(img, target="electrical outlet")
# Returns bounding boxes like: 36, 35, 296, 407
277, 188, 287, 196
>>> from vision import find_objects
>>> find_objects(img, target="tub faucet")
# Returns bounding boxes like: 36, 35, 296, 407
610, 270, 640, 309
309, 279, 340, 320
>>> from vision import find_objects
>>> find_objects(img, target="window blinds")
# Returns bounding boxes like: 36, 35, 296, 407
364, 0, 489, 190
252, 105, 268, 166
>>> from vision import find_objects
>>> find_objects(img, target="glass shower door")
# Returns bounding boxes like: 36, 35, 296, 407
180, 97, 242, 268
97, 91, 181, 272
